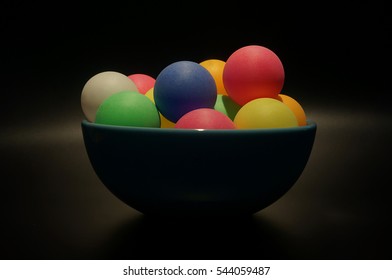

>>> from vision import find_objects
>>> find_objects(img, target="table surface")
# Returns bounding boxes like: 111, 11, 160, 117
1, 93, 391, 260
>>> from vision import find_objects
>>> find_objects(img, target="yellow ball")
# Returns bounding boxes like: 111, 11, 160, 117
160, 114, 176, 128
234, 98, 298, 129
199, 59, 227, 95
145, 87, 175, 128
145, 87, 155, 102
278, 94, 307, 126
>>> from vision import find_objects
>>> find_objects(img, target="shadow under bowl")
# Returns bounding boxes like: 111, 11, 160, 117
81, 120, 317, 216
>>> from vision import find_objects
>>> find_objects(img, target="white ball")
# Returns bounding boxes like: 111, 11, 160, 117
81, 71, 139, 122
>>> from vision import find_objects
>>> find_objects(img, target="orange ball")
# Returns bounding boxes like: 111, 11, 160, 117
199, 59, 228, 95
278, 94, 307, 126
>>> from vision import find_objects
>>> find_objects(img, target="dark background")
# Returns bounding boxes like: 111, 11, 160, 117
1, 1, 391, 259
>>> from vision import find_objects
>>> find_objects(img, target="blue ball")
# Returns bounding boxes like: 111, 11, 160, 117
154, 60, 217, 123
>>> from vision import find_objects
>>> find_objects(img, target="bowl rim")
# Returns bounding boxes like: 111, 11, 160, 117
81, 119, 316, 134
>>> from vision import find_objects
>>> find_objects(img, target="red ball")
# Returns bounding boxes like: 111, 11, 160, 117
222, 45, 285, 106
175, 108, 236, 129
128, 73, 156, 94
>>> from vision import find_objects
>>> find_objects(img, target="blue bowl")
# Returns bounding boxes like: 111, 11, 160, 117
81, 120, 317, 216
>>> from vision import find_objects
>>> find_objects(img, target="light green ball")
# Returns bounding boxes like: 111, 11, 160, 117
95, 90, 160, 127
214, 94, 242, 121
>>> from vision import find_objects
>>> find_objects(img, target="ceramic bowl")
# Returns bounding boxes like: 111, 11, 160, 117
81, 120, 317, 216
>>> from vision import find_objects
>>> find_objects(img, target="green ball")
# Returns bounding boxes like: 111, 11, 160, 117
214, 94, 242, 121
95, 90, 160, 127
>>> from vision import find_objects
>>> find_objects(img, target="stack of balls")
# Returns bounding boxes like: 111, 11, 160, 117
80, 45, 307, 129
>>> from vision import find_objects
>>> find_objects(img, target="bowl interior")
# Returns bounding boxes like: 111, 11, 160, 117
81, 120, 317, 216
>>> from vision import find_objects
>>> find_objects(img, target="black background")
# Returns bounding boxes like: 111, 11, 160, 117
1, 1, 391, 260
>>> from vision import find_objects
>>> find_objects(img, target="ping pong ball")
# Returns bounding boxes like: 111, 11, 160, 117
81, 71, 139, 122
95, 90, 160, 128
145, 87, 175, 128
175, 108, 236, 129
223, 45, 285, 106
154, 60, 217, 123
199, 59, 227, 95
234, 98, 298, 129
214, 94, 241, 121
278, 94, 307, 126
128, 73, 156, 94
145, 87, 154, 101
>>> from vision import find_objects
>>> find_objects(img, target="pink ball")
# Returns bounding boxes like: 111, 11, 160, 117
128, 73, 156, 94
222, 45, 285, 106
175, 108, 236, 129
